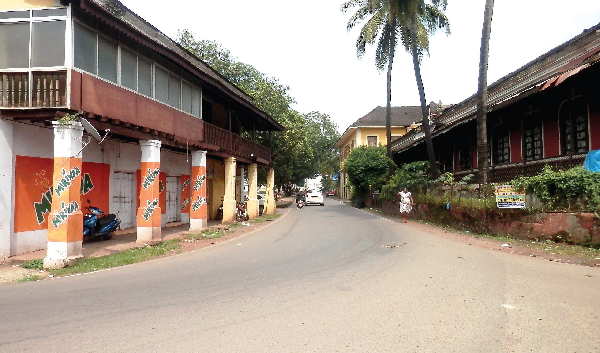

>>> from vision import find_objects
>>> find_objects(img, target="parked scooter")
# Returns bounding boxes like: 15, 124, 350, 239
83, 204, 120, 241
236, 202, 249, 222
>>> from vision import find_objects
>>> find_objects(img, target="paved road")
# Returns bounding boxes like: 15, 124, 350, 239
1, 198, 599, 352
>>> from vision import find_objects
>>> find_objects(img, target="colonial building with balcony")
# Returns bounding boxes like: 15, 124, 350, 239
391, 22, 600, 184
0, 0, 283, 267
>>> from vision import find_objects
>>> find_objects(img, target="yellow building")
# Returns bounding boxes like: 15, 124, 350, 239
335, 106, 422, 199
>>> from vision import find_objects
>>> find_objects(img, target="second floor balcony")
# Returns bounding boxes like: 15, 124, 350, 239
0, 70, 273, 165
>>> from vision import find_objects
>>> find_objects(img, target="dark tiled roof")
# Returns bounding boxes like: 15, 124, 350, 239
350, 106, 423, 127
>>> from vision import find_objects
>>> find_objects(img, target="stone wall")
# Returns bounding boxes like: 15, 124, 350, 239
381, 200, 600, 245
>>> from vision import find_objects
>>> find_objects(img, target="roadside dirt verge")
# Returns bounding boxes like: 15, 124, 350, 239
362, 207, 600, 268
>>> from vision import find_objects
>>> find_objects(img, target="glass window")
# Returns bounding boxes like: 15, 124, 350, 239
74, 22, 97, 74
138, 58, 152, 97
98, 36, 117, 83
32, 21, 66, 68
32, 8, 67, 17
181, 81, 192, 114
192, 88, 201, 118
120, 48, 137, 91
154, 66, 169, 103
0, 22, 30, 69
168, 75, 180, 108
366, 136, 377, 147
0, 11, 30, 19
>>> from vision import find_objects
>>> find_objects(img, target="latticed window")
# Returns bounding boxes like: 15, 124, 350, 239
560, 97, 589, 155
494, 126, 510, 165
458, 139, 472, 170
523, 114, 543, 161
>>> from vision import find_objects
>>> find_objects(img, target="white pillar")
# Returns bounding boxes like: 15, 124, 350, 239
44, 121, 84, 269
0, 119, 13, 262
247, 164, 259, 219
223, 157, 236, 222
265, 168, 276, 215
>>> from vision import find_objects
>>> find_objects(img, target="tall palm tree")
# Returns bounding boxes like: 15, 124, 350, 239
342, 0, 449, 177
476, 0, 494, 185
341, 0, 405, 167
402, 0, 449, 178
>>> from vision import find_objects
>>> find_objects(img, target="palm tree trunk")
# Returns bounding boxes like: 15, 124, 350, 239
410, 17, 439, 178
477, 0, 494, 185
386, 18, 396, 174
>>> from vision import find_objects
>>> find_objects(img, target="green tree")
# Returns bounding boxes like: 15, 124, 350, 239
344, 146, 394, 207
476, 0, 494, 184
403, 0, 449, 178
341, 0, 449, 177
381, 161, 429, 199
341, 0, 402, 165
177, 30, 337, 186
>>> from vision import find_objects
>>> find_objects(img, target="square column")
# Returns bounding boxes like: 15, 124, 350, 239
223, 157, 236, 222
247, 164, 259, 219
44, 121, 84, 269
137, 140, 162, 243
265, 168, 276, 215
189, 151, 207, 231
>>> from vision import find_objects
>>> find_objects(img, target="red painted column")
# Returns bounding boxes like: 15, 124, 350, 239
44, 121, 84, 269
137, 140, 162, 243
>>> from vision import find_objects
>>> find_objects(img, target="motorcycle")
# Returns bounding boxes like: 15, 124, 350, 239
83, 205, 120, 241
297, 199, 305, 209
236, 202, 249, 222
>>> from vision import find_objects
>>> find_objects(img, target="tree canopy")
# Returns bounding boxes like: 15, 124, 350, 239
177, 30, 340, 186
343, 145, 394, 206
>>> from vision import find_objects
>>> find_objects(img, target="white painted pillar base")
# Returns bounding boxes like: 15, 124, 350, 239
190, 218, 207, 230
44, 241, 83, 268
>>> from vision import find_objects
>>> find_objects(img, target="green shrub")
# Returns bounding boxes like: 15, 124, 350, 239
21, 259, 44, 270
381, 161, 430, 200
511, 166, 600, 212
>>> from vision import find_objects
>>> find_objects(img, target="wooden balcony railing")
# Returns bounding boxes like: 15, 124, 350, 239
0, 71, 67, 108
204, 123, 271, 163
0, 73, 28, 108
32, 72, 67, 108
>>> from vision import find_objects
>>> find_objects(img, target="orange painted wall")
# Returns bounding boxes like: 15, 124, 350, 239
14, 156, 110, 233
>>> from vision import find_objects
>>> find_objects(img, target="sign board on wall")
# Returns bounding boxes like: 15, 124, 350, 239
14, 156, 110, 233
495, 185, 525, 209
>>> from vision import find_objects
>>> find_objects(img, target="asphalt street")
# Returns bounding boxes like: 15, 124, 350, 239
0, 198, 599, 352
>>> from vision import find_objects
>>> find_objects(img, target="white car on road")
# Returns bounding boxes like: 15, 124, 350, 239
305, 189, 324, 206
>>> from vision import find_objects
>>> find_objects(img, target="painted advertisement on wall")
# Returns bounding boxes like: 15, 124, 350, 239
159, 172, 166, 215
181, 175, 190, 214
14, 156, 110, 233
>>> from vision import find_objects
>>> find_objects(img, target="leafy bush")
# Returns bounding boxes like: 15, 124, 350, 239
344, 146, 394, 207
21, 259, 44, 270
511, 165, 600, 212
381, 161, 430, 200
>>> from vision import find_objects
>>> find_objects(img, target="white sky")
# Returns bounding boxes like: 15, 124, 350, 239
118, 0, 600, 133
